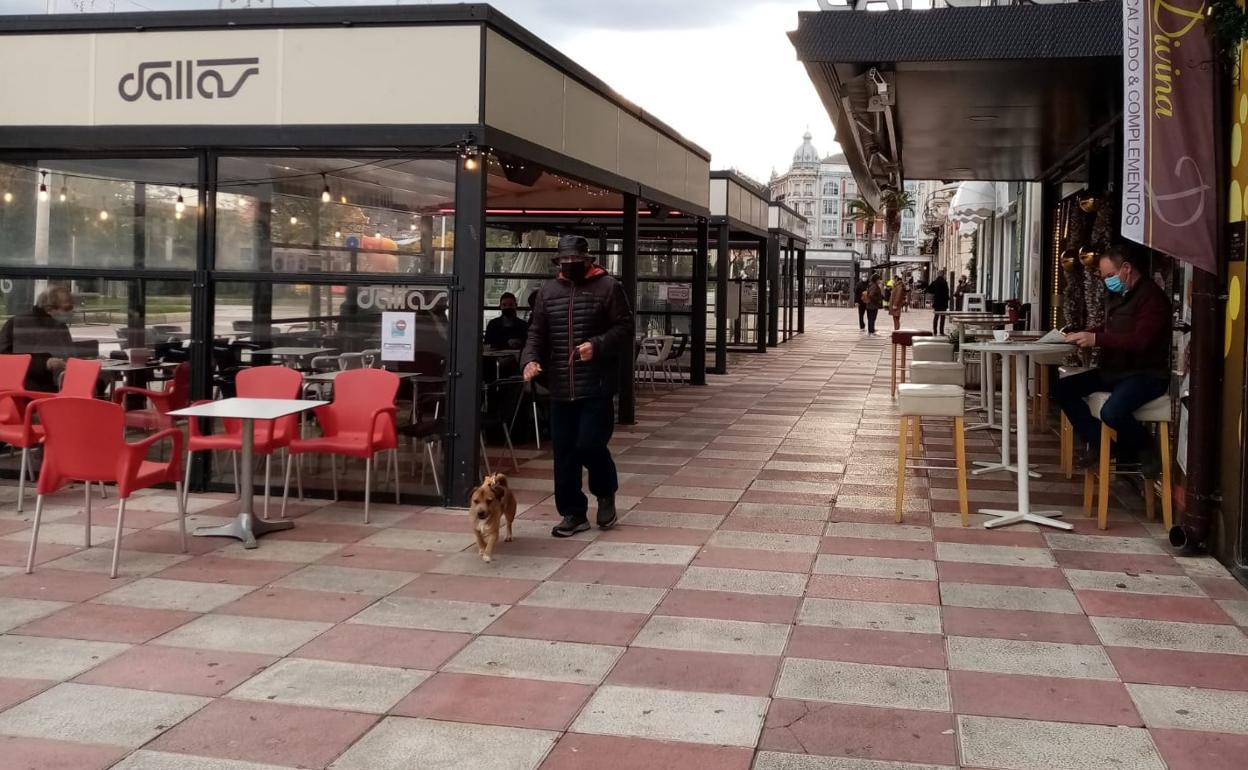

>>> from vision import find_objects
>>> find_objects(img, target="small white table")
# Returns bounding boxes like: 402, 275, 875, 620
251, 347, 336, 362
170, 397, 327, 547
961, 341, 1075, 531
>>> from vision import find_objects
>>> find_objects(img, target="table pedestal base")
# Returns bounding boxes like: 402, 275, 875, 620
194, 512, 293, 549
972, 461, 1041, 479
980, 509, 1073, 531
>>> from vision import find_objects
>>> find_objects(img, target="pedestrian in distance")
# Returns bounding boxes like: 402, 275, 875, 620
863, 274, 884, 336
888, 273, 908, 330
928, 269, 951, 336
521, 235, 633, 537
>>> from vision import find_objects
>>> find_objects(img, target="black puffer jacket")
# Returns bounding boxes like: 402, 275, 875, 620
521, 266, 634, 402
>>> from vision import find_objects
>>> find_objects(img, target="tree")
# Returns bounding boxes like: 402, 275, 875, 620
880, 188, 916, 257
845, 196, 880, 268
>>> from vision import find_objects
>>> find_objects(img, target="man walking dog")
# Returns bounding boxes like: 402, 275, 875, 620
522, 235, 634, 537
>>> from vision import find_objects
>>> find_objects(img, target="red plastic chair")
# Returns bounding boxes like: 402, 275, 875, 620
25, 397, 184, 578
183, 365, 303, 517
113, 361, 191, 432
0, 354, 32, 425
282, 368, 399, 522
0, 358, 102, 512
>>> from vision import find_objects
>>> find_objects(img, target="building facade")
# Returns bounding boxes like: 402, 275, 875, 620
769, 131, 929, 263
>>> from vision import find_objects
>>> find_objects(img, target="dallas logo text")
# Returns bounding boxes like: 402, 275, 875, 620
118, 58, 260, 102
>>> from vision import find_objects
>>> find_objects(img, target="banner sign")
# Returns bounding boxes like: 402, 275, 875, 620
1121, 0, 1217, 274
381, 311, 416, 362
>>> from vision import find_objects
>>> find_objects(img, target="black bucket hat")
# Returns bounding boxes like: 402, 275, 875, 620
554, 234, 592, 261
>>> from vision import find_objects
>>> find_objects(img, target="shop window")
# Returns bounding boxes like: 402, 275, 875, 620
215, 157, 456, 275
0, 158, 199, 270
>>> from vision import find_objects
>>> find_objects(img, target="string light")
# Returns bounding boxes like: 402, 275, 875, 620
340, 194, 348, 204
38, 171, 48, 202
58, 180, 67, 203
334, 230, 342, 238
175, 186, 186, 214
2, 191, 11, 204
290, 215, 298, 225
321, 173, 331, 204
99, 208, 109, 221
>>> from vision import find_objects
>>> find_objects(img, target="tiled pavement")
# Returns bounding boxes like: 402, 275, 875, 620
1, 306, 1246, 770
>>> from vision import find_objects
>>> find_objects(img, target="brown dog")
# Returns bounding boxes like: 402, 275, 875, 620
469, 473, 516, 562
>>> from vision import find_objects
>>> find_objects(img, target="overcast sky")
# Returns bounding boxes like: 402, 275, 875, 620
0, 0, 841, 182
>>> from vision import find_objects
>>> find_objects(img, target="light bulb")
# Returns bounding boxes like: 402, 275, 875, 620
464, 155, 479, 172
99, 209, 109, 221
334, 230, 342, 238
340, 194, 348, 204
58, 185, 67, 203
410, 224, 416, 231
175, 190, 185, 214
375, 232, 381, 238
175, 210, 183, 220
38, 172, 48, 202
2, 191, 11, 204
290, 215, 298, 225
321, 174, 331, 203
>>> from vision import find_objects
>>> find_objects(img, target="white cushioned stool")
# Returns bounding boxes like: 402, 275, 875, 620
1081, 392, 1173, 531
912, 341, 955, 363
909, 361, 964, 387
895, 383, 969, 526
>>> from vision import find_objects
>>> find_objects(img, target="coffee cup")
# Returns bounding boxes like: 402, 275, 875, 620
992, 330, 1009, 343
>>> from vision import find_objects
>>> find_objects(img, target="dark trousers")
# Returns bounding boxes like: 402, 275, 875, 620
866, 308, 879, 334
1056, 370, 1168, 459
857, 302, 866, 329
932, 308, 947, 336
550, 395, 618, 519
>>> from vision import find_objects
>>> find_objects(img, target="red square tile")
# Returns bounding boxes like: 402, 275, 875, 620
0, 569, 128, 602
267, 522, 373, 544
1076, 591, 1234, 624
14, 603, 196, 643
551, 560, 685, 588
657, 589, 799, 624
294, 624, 470, 670
819, 537, 934, 560
760, 699, 957, 765
950, 670, 1141, 725
806, 575, 940, 605
0, 677, 52, 711
395, 573, 539, 604
692, 547, 813, 573
75, 645, 274, 697
1106, 647, 1248, 690
118, 529, 227, 555
605, 647, 780, 696
540, 733, 753, 770
148, 698, 378, 767
936, 561, 1070, 589
153, 555, 301, 585
316, 545, 444, 573
942, 606, 1100, 644
1052, 550, 1183, 575
786, 625, 946, 669
393, 673, 593, 730
215, 587, 374, 623
0, 737, 126, 770
1151, 728, 1248, 770
485, 605, 647, 646
599, 526, 711, 546
719, 517, 826, 536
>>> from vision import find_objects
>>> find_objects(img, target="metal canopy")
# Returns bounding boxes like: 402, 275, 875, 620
790, 3, 1122, 204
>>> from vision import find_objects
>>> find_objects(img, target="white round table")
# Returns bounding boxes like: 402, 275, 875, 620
962, 341, 1076, 531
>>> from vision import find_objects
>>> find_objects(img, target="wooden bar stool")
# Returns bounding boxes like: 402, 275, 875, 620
890, 329, 933, 397
1081, 393, 1173, 531
896, 383, 970, 526
913, 340, 955, 363
1056, 366, 1091, 478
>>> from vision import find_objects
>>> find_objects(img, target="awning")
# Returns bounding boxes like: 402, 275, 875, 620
948, 182, 996, 225
790, 3, 1121, 204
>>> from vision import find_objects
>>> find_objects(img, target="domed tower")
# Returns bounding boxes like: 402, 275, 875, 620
792, 130, 819, 168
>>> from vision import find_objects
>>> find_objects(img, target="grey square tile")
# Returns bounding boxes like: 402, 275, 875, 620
0, 635, 128, 680
230, 658, 427, 714
958, 715, 1163, 770
571, 684, 767, 747
93, 578, 254, 613
946, 636, 1118, 680
0, 682, 207, 748
331, 717, 556, 770
0, 597, 69, 633
273, 565, 417, 596
442, 635, 621, 685
347, 596, 508, 633
1127, 683, 1248, 734
799, 598, 942, 634
632, 615, 789, 656
776, 657, 949, 711
152, 614, 331, 656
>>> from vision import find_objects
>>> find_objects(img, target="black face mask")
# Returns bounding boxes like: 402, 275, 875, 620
501, 308, 517, 319
560, 259, 589, 283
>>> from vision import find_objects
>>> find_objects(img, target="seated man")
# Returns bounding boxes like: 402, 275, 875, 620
483, 292, 529, 351
1057, 245, 1171, 476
